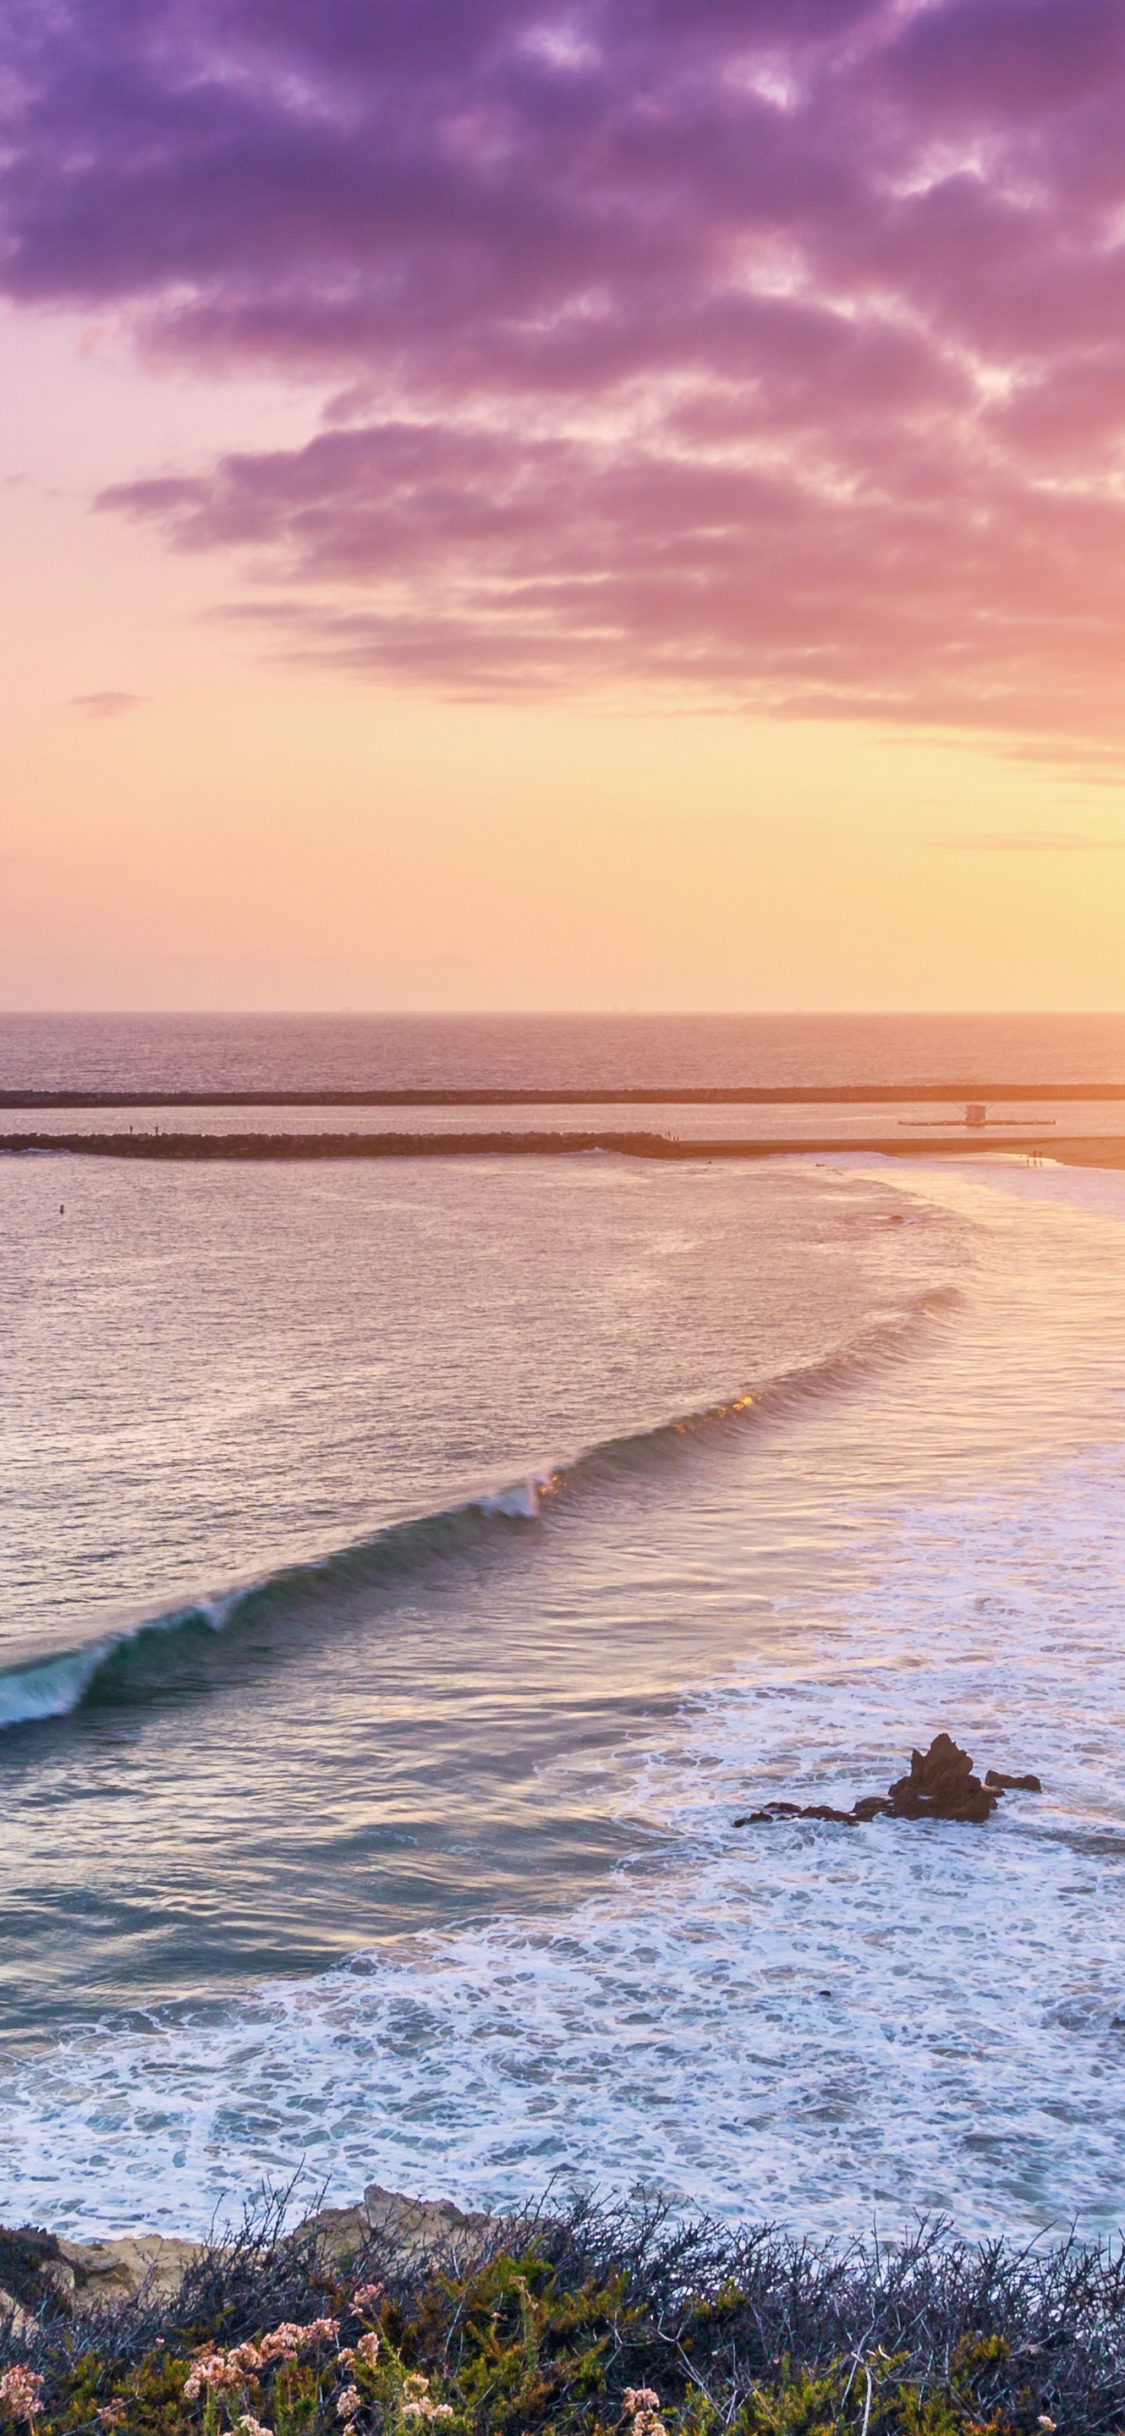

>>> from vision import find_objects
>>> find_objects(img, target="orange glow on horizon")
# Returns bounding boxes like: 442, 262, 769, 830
2, 312, 1124, 1014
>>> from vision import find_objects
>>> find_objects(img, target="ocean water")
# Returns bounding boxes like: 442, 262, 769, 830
3, 1018, 1125, 2244
4, 1009, 1125, 1094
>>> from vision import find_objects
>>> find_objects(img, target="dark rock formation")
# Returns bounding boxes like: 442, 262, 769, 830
733, 1799, 859, 1826
886, 1732, 998, 1822
734, 1733, 1043, 1829
852, 1794, 892, 1821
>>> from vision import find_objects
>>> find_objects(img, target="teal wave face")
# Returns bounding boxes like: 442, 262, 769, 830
0, 1283, 957, 1738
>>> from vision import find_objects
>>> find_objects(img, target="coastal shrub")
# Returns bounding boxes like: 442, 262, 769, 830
0, 2198, 1121, 2436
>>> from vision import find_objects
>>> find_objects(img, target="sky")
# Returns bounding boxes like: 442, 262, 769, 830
3, 0, 1125, 1010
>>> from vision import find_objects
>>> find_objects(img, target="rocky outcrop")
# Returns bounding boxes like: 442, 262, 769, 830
59, 2235, 206, 2304
298, 2183, 497, 2272
734, 1732, 1044, 1829
732, 1799, 861, 1827
0, 2185, 499, 2323
883, 1732, 1000, 1822
0, 2225, 206, 2318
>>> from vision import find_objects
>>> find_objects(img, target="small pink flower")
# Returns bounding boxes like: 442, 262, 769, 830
255, 2330, 299, 2365
352, 2286, 384, 2317
621, 2390, 666, 2436
336, 2391, 361, 2422
0, 2370, 45, 2425
184, 2354, 244, 2401
183, 2360, 215, 2403
400, 2389, 453, 2427
256, 2318, 339, 2366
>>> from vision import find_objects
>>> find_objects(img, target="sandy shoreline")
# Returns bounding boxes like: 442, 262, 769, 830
1039, 1138, 1125, 1169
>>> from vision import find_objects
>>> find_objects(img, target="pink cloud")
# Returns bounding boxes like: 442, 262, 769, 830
6, 0, 1125, 740
70, 690, 147, 716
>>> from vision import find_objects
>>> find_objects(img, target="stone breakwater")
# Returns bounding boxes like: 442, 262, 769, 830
0, 1129, 1110, 1162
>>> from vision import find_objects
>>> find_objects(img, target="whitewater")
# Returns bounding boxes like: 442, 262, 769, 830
2, 1104, 1125, 2241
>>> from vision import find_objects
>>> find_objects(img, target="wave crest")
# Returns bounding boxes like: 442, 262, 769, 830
0, 1282, 957, 1736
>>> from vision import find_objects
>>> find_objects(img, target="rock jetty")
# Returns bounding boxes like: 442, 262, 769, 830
734, 1731, 1042, 1829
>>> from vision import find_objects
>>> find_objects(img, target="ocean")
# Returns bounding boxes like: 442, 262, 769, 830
2, 1015, 1125, 2244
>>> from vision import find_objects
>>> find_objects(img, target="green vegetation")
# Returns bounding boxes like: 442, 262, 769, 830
1, 2198, 1121, 2436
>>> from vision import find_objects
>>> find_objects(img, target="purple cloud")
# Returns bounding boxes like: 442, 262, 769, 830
7, 0, 1125, 738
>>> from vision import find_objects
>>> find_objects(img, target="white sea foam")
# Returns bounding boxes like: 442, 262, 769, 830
474, 1473, 556, 1519
4, 1156, 1125, 2242
0, 1596, 238, 1732
0, 1643, 111, 1728
5, 1417, 1125, 2244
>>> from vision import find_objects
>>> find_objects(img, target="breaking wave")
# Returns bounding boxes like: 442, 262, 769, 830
0, 1283, 957, 1737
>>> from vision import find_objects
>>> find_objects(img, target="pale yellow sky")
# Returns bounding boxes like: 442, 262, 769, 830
3, 308, 1124, 1012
